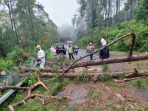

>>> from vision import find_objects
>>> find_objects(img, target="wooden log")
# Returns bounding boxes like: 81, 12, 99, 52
22, 67, 64, 73
21, 54, 148, 74
71, 54, 148, 69
41, 71, 148, 80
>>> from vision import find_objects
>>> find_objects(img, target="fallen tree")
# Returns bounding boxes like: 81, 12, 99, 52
41, 70, 148, 81
70, 54, 148, 69
21, 67, 64, 73
21, 54, 148, 73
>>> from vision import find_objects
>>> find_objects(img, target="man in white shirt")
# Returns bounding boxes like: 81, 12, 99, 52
34, 45, 46, 69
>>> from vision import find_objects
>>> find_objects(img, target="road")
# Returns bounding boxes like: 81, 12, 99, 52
65, 44, 99, 61
64, 44, 136, 72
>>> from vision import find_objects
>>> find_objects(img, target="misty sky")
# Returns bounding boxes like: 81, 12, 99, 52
38, 0, 79, 27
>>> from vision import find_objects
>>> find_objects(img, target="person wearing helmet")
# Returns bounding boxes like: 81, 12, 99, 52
86, 42, 95, 60
34, 45, 46, 69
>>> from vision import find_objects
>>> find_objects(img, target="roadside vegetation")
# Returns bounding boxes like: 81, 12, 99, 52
74, 0, 148, 53
0, 0, 148, 110
77, 20, 148, 52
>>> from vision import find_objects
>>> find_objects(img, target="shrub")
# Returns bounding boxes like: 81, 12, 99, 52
52, 82, 63, 95
131, 78, 148, 88
7, 47, 32, 65
46, 52, 54, 61
0, 59, 14, 73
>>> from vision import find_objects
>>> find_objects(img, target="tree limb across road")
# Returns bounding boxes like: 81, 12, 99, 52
70, 54, 148, 69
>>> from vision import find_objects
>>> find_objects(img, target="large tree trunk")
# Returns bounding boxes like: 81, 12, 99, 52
116, 0, 120, 22
71, 54, 148, 69
22, 54, 148, 73
5, 0, 19, 45
41, 71, 148, 81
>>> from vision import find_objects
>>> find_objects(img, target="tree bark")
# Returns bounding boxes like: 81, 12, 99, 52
71, 54, 148, 69
22, 54, 148, 73
41, 71, 148, 81
23, 67, 64, 73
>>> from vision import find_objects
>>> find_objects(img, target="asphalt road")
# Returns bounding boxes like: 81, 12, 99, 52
65, 44, 99, 61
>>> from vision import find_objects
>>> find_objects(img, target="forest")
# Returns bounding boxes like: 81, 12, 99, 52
0, 0, 148, 111
73, 0, 148, 52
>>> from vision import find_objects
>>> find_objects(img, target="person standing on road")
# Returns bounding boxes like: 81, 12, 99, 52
62, 45, 67, 55
68, 45, 74, 60
86, 42, 95, 60
34, 45, 46, 69
73, 44, 79, 55
99, 38, 110, 59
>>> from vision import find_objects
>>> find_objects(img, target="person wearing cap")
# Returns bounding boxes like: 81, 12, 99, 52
99, 38, 110, 59
86, 42, 95, 60
34, 45, 46, 69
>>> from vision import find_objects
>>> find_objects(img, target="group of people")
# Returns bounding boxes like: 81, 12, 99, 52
50, 44, 79, 60
34, 38, 109, 69
86, 38, 109, 61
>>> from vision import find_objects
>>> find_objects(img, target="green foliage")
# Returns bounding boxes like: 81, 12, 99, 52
25, 74, 37, 86
1, 91, 25, 111
17, 100, 47, 111
52, 82, 63, 95
0, 59, 14, 73
110, 82, 122, 88
7, 47, 32, 65
51, 75, 64, 83
100, 74, 112, 83
46, 52, 54, 61
136, 0, 148, 21
77, 20, 148, 52
75, 72, 89, 82
102, 64, 109, 73
131, 78, 148, 88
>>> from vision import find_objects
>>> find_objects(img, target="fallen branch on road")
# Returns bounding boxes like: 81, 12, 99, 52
70, 54, 148, 69
8, 77, 49, 111
7, 77, 69, 111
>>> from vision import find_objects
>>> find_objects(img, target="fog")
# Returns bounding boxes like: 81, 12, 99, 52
57, 24, 76, 41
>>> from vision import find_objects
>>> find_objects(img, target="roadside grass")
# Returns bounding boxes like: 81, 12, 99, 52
119, 102, 145, 111
101, 64, 123, 88
100, 64, 112, 82
110, 51, 128, 56
110, 51, 140, 56
130, 78, 148, 89
74, 72, 89, 82
1, 91, 25, 111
